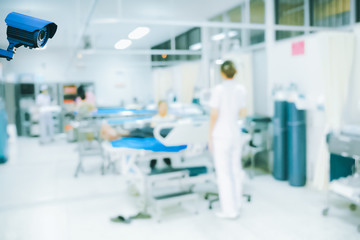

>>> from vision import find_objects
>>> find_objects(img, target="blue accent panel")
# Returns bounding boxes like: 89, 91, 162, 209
107, 116, 152, 125
111, 137, 187, 152
330, 154, 354, 181
96, 108, 156, 116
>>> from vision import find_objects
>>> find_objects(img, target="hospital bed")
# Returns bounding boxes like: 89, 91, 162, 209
72, 109, 156, 176
74, 118, 104, 177
102, 119, 215, 221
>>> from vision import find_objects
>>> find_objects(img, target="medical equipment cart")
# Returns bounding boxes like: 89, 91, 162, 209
322, 128, 360, 232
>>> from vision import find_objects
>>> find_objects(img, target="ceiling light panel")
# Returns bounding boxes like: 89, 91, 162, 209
114, 39, 132, 49
128, 27, 150, 40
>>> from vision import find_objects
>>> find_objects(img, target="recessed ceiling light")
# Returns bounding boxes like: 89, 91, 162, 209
212, 33, 225, 41
215, 59, 224, 65
228, 31, 238, 38
189, 43, 202, 51
114, 39, 132, 50
212, 31, 239, 41
128, 27, 150, 40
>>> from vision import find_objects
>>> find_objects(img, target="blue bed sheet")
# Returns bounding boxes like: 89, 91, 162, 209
96, 108, 156, 116
111, 137, 187, 152
107, 116, 152, 125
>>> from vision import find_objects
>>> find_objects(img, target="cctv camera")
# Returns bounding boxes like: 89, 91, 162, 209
0, 12, 57, 61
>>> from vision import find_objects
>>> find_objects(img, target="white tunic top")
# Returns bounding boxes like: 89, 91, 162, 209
36, 93, 51, 107
209, 80, 246, 139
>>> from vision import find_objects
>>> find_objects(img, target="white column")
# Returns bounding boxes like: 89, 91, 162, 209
265, 0, 275, 116
242, 0, 250, 47
222, 13, 230, 56
304, 0, 310, 35
350, 0, 356, 25
201, 26, 210, 88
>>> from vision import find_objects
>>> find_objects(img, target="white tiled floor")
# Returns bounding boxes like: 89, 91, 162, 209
0, 137, 359, 240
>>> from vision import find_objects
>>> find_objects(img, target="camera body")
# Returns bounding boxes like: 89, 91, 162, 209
0, 12, 57, 60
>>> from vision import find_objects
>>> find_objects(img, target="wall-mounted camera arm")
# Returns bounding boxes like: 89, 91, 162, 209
0, 43, 16, 60
0, 49, 14, 61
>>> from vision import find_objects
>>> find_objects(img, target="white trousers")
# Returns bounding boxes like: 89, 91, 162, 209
39, 110, 54, 143
213, 137, 244, 215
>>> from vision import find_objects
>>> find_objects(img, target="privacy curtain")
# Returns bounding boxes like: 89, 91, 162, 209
345, 26, 360, 125
152, 62, 200, 104
312, 32, 355, 190
152, 67, 173, 103
180, 62, 200, 104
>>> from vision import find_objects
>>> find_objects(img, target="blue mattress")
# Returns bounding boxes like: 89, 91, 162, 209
96, 108, 156, 116
111, 137, 187, 152
107, 116, 152, 125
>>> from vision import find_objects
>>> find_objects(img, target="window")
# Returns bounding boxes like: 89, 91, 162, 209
250, 0, 265, 23
151, 28, 201, 62
250, 30, 265, 44
275, 0, 304, 26
210, 14, 223, 22
151, 40, 171, 62
311, 0, 350, 27
275, 0, 304, 41
357, 0, 360, 22
227, 5, 242, 23
276, 31, 304, 41
187, 28, 201, 60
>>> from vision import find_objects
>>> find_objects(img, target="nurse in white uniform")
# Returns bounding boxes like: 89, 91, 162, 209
209, 60, 247, 219
36, 85, 53, 143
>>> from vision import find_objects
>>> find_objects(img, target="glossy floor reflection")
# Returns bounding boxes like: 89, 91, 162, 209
0, 137, 359, 240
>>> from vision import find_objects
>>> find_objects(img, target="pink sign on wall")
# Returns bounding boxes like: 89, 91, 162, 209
292, 40, 305, 56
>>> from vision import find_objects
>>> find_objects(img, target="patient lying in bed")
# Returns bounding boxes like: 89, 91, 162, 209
101, 100, 176, 169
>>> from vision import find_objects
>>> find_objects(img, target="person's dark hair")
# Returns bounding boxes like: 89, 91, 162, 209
77, 85, 86, 100
221, 60, 237, 79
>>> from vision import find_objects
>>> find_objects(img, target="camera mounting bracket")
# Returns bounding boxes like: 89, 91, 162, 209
0, 44, 15, 61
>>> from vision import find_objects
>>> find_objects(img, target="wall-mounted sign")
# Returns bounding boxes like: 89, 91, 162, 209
292, 40, 305, 56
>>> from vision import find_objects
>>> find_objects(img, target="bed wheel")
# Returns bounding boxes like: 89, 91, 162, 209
322, 208, 329, 216
349, 204, 357, 211
247, 196, 251, 202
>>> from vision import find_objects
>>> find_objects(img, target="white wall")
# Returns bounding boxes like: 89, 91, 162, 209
1, 49, 153, 106
268, 34, 325, 112
66, 54, 153, 106
345, 26, 360, 125
252, 48, 268, 116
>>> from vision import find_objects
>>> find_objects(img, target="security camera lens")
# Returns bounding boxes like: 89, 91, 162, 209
36, 28, 48, 47
38, 30, 45, 41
